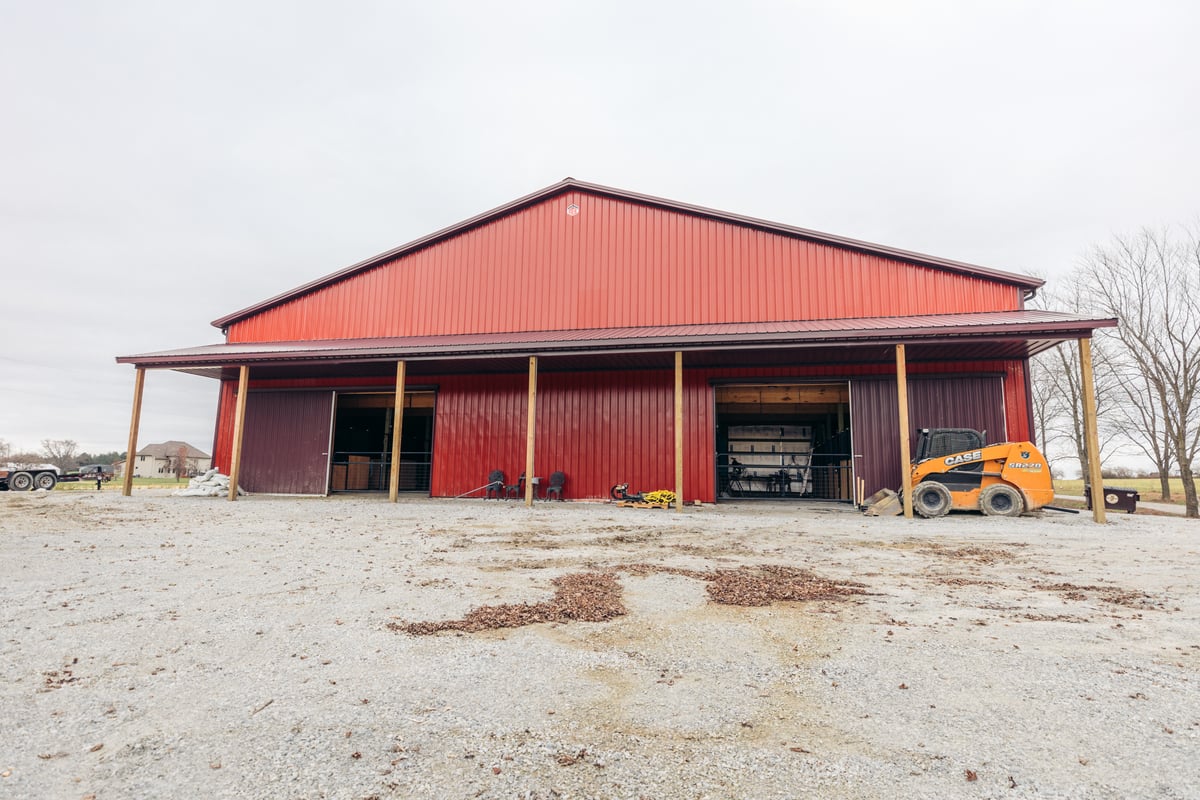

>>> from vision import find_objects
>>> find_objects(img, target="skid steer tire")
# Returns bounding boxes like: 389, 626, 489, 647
913, 481, 953, 518
980, 483, 1024, 517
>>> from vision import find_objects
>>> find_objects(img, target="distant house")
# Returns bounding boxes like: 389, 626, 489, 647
132, 441, 212, 478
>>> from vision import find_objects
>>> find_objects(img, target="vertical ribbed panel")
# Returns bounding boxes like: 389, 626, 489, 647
212, 379, 237, 473
849, 378, 901, 499
1005, 360, 1031, 442
429, 373, 527, 497
209, 361, 1027, 501
239, 391, 334, 494
227, 191, 1024, 343
429, 370, 675, 500
911, 377, 1007, 442
851, 375, 1007, 497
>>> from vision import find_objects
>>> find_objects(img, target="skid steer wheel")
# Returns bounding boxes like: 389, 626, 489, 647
979, 483, 1024, 517
913, 481, 953, 518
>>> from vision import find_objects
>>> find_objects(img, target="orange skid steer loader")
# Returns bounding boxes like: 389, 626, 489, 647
908, 428, 1054, 518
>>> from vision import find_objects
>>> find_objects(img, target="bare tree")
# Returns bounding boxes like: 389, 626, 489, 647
1029, 358, 1060, 473
41, 439, 79, 473
1029, 281, 1123, 479
1076, 227, 1200, 517
1108, 357, 1175, 499
0, 438, 10, 463
1030, 339, 1124, 480
9, 450, 44, 468
161, 445, 191, 480
172, 444, 189, 480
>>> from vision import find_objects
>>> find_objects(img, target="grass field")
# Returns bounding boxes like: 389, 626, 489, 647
1054, 477, 1188, 505
54, 476, 188, 492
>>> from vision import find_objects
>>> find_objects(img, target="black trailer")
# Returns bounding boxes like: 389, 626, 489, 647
0, 467, 62, 491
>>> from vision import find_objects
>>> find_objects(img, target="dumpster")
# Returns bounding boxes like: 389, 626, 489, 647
1083, 485, 1139, 514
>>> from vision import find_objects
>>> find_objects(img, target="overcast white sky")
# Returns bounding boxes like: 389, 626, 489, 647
1, 1, 1197, 458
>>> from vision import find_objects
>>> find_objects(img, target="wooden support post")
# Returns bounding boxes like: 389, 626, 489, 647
674, 351, 684, 512
1079, 338, 1107, 523
121, 367, 145, 497
896, 344, 914, 519
525, 356, 538, 507
388, 360, 407, 503
227, 365, 250, 502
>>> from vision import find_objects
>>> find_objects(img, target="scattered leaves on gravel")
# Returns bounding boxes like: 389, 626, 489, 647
921, 544, 1017, 564
925, 576, 1001, 587
393, 572, 626, 635
40, 667, 80, 692
1033, 582, 1154, 608
556, 748, 587, 766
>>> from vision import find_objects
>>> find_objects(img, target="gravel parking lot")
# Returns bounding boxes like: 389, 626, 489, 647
1, 491, 1197, 799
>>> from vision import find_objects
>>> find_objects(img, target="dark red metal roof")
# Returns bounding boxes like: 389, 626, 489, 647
210, 178, 1046, 330
120, 310, 1114, 373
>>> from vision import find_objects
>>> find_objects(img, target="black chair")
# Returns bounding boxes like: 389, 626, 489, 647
485, 470, 505, 499
544, 471, 566, 500
504, 472, 524, 500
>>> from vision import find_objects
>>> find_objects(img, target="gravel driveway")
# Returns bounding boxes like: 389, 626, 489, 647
1, 491, 1197, 799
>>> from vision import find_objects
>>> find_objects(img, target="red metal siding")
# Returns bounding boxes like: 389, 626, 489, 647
429, 373, 527, 496
213, 379, 237, 474
227, 191, 1023, 343
210, 359, 1032, 502
239, 391, 334, 494
849, 378, 900, 500
1005, 360, 1031, 442
850, 375, 1008, 497
429, 370, 676, 501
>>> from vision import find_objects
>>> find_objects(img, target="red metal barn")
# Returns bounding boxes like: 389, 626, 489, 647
119, 179, 1115, 506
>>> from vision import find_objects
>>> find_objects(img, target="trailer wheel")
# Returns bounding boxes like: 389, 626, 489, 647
980, 483, 1024, 517
913, 481, 952, 518
34, 472, 58, 491
9, 471, 34, 491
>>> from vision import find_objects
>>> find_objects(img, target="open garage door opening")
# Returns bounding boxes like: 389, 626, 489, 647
715, 383, 853, 502
330, 391, 435, 493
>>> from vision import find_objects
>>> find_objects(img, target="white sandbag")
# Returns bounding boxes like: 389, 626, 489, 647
172, 471, 243, 497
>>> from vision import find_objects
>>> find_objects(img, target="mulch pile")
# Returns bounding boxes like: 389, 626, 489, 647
393, 572, 626, 635
394, 564, 866, 635
703, 564, 866, 606
626, 563, 866, 606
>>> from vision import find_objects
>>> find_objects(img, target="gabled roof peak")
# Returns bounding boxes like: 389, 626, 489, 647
211, 179, 1043, 330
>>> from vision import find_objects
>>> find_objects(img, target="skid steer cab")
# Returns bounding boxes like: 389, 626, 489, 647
909, 428, 1054, 518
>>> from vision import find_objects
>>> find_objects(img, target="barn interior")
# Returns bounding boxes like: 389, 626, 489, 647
330, 391, 434, 492
714, 383, 852, 501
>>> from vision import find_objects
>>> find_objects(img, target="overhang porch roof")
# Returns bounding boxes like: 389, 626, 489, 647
118, 310, 1116, 380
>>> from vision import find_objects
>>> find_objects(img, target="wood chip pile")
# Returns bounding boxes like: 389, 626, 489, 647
702, 564, 866, 606
395, 564, 865, 636
394, 572, 626, 635
627, 564, 866, 606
